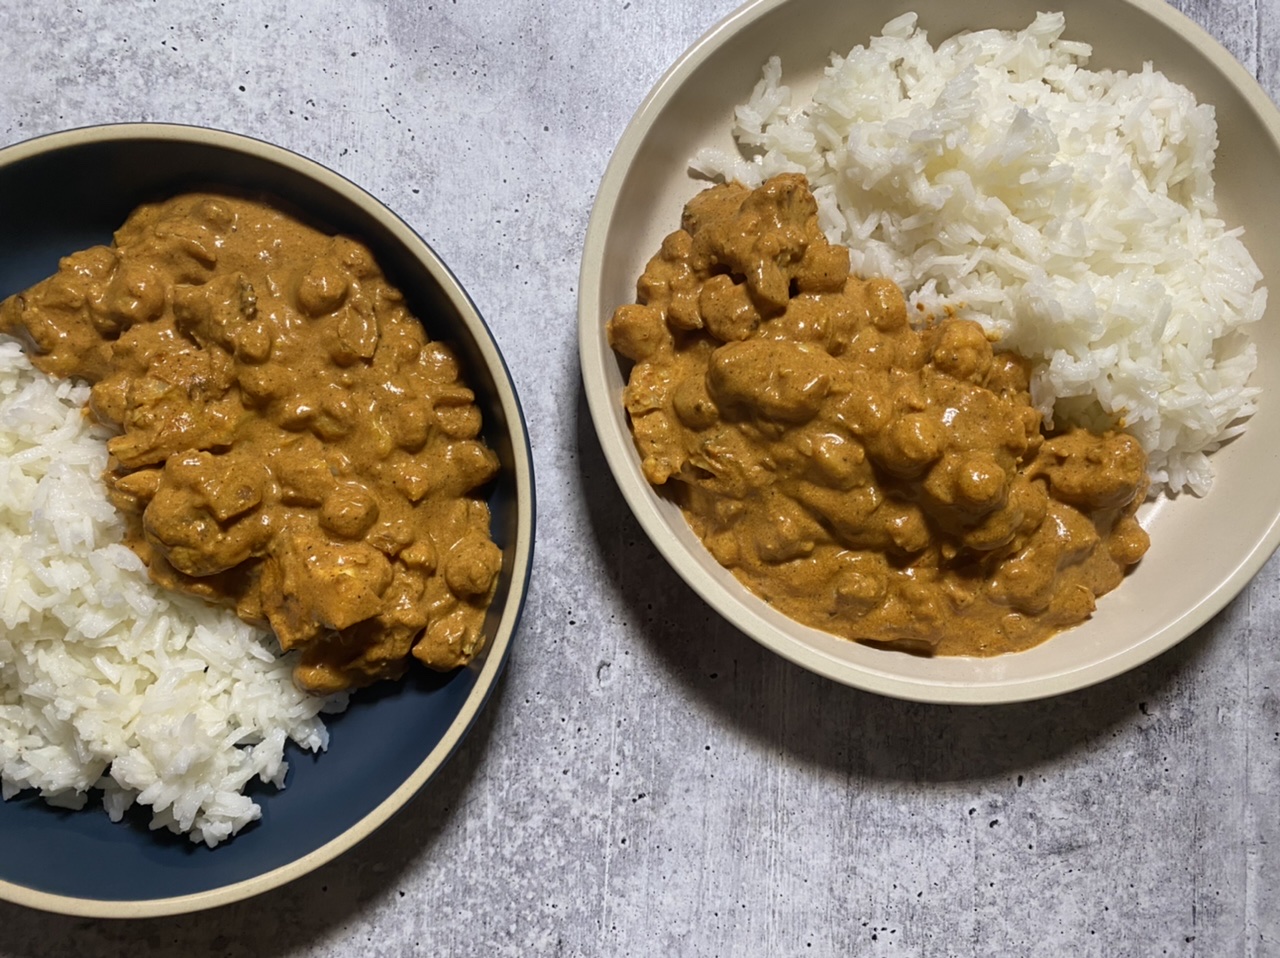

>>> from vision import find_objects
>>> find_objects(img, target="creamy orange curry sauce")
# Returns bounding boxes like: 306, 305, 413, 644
609, 174, 1148, 656
1, 193, 501, 693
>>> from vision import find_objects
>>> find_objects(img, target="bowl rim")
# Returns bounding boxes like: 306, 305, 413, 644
577, 0, 1280, 705
0, 121, 536, 917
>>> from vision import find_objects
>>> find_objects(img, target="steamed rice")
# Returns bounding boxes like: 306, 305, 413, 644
0, 339, 345, 847
692, 11, 1265, 495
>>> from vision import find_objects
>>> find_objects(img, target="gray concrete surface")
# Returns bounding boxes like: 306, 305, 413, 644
1, 1, 1278, 955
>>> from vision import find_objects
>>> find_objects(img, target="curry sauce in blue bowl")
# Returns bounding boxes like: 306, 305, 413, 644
0, 123, 534, 917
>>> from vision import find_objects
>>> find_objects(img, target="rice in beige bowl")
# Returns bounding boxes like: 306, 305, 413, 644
692, 11, 1265, 495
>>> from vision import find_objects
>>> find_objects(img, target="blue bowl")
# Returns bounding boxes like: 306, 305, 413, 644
0, 124, 535, 917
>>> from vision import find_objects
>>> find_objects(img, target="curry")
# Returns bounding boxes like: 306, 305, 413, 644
0, 193, 502, 693
608, 174, 1148, 656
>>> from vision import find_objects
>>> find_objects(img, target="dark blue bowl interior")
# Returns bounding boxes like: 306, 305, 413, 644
0, 129, 527, 906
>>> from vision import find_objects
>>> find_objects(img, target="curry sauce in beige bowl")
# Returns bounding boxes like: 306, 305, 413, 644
579, 0, 1280, 703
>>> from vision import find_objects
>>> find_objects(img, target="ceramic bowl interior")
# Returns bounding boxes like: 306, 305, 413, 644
0, 124, 534, 916
579, 0, 1280, 704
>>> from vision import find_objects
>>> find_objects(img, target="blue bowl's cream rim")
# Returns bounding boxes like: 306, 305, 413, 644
579, 0, 1280, 704
0, 122, 536, 918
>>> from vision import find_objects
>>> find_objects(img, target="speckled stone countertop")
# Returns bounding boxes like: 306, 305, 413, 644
2, 1, 1279, 955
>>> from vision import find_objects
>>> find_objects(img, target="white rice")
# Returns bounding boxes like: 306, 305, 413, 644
0, 339, 345, 847
692, 11, 1266, 495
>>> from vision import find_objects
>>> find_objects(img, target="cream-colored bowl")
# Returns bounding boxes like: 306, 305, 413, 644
579, 0, 1280, 703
